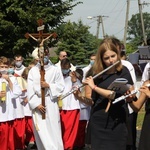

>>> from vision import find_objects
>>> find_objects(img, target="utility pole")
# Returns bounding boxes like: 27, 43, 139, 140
101, 16, 106, 39
138, 0, 147, 45
124, 0, 130, 48
96, 16, 101, 39
88, 15, 108, 39
96, 16, 108, 39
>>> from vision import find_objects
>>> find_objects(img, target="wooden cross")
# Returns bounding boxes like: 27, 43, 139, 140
25, 19, 57, 45
25, 19, 57, 120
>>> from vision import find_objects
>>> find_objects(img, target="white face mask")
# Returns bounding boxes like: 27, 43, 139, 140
0, 69, 8, 74
15, 61, 22, 68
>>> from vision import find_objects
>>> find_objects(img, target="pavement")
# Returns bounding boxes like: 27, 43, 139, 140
136, 130, 141, 149
27, 129, 141, 150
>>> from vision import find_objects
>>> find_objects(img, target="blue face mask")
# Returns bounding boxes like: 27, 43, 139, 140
90, 60, 95, 66
8, 68, 14, 74
44, 57, 49, 65
62, 69, 70, 75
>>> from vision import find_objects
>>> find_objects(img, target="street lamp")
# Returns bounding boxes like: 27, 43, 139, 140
87, 16, 93, 19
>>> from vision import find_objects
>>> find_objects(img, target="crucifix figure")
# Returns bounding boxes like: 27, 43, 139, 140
25, 19, 57, 119
25, 19, 57, 46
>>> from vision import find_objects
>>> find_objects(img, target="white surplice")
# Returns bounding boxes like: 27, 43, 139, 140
61, 76, 80, 110
27, 63, 65, 150
0, 76, 22, 122
14, 65, 26, 76
81, 64, 92, 121
55, 60, 76, 71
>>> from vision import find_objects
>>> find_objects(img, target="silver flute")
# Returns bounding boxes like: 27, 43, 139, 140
60, 60, 120, 100
112, 83, 150, 104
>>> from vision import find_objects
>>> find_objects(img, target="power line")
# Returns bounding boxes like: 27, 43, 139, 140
95, 0, 111, 16
108, 0, 121, 13
114, 28, 124, 35
110, 1, 126, 26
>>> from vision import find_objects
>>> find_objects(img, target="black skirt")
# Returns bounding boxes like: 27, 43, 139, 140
90, 103, 128, 150
138, 111, 150, 150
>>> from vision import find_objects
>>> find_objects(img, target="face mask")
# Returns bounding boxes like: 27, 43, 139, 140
44, 57, 49, 65
62, 69, 70, 75
90, 60, 95, 66
15, 61, 22, 68
8, 68, 14, 74
0, 69, 8, 74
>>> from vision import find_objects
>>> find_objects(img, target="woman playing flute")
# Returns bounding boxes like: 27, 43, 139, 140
74, 37, 134, 150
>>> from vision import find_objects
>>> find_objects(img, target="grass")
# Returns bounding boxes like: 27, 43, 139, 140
136, 106, 145, 130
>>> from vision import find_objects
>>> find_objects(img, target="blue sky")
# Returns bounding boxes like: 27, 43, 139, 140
64, 0, 150, 40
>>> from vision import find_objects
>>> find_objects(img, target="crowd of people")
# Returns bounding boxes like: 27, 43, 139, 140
0, 37, 150, 150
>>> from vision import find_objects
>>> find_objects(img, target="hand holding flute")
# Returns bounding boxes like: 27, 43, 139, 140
127, 82, 150, 112
113, 83, 150, 104
60, 61, 120, 100
139, 84, 150, 98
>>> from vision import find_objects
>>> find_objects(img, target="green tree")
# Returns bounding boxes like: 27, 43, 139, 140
0, 0, 80, 58
56, 20, 100, 65
127, 12, 150, 50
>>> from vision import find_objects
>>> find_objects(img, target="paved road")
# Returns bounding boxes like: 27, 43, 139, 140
136, 129, 141, 149
28, 130, 141, 150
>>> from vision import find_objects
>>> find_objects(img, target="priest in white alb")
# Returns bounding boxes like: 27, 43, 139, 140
27, 47, 65, 150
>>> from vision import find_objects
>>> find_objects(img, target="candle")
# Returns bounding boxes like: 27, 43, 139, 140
57, 96, 63, 110
1, 82, 6, 101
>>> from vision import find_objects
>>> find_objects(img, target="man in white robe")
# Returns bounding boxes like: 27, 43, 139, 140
55, 51, 76, 71
27, 52, 65, 150
14, 54, 26, 76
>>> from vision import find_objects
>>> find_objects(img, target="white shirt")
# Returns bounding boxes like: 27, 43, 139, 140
80, 64, 92, 120
141, 62, 150, 85
0, 76, 22, 122
61, 76, 80, 110
121, 60, 137, 114
14, 76, 28, 119
15, 65, 26, 76
55, 60, 76, 71
21, 91, 32, 116
82, 64, 92, 80
121, 60, 137, 85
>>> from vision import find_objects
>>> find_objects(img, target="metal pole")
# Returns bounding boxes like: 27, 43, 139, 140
101, 16, 106, 38
124, 0, 130, 48
96, 16, 101, 39
138, 0, 147, 45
